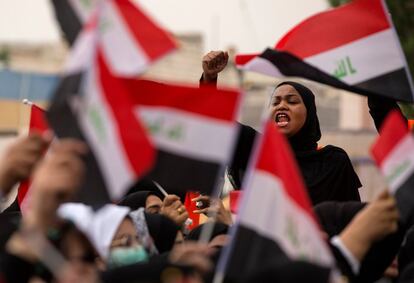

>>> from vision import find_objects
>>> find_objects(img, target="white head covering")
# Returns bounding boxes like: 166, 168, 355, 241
58, 203, 130, 259
57, 202, 94, 234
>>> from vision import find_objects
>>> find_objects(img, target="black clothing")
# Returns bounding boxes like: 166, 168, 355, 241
315, 201, 406, 283
296, 145, 361, 204
145, 213, 179, 253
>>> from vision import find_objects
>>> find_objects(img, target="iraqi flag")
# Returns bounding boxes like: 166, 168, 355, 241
371, 111, 414, 224
47, 51, 155, 206
51, 0, 177, 76
236, 0, 414, 103
48, 52, 241, 205
125, 79, 241, 198
215, 120, 335, 283
17, 104, 50, 213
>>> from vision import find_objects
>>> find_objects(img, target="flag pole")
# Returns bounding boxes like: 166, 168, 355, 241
380, 0, 414, 102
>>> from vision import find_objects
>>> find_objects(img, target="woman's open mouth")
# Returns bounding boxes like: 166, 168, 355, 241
275, 113, 290, 127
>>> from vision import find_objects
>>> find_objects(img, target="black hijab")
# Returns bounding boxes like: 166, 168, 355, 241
229, 81, 361, 205
276, 81, 321, 152
118, 190, 164, 211
144, 213, 179, 253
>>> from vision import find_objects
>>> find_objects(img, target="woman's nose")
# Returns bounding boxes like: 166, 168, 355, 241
276, 100, 289, 110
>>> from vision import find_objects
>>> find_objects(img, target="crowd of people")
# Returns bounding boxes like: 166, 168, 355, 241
0, 50, 413, 283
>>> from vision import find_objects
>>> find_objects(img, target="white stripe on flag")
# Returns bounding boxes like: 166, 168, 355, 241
99, 0, 150, 76
380, 134, 414, 194
238, 170, 333, 266
305, 29, 405, 85
68, 0, 97, 23
239, 56, 283, 78
65, 26, 96, 74
135, 106, 237, 164
76, 65, 135, 200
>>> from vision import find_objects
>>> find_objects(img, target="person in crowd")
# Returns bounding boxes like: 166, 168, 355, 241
200, 50, 361, 205
0, 131, 52, 213
119, 190, 189, 227
0, 136, 213, 283
315, 190, 404, 283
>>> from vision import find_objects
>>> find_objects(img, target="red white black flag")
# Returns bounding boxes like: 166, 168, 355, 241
216, 120, 335, 282
236, 0, 414, 102
18, 104, 50, 213
371, 111, 414, 224
52, 0, 177, 77
48, 53, 241, 204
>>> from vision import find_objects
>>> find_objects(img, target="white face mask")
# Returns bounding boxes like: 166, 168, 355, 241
107, 245, 149, 268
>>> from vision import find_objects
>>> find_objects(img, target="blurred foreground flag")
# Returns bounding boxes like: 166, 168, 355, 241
215, 121, 335, 283
236, 0, 414, 102
47, 52, 155, 206
18, 104, 50, 213
128, 81, 241, 198
47, 52, 241, 205
51, 0, 177, 76
371, 111, 414, 224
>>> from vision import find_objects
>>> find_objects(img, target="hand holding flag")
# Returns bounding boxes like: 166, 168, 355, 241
371, 110, 414, 225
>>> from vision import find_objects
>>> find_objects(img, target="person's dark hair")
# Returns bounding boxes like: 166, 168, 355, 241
275, 81, 321, 151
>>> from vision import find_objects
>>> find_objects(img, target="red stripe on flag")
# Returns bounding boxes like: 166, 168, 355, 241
114, 0, 177, 61
275, 0, 390, 59
18, 105, 49, 206
235, 54, 258, 66
256, 121, 317, 222
371, 110, 409, 166
97, 51, 155, 179
122, 79, 240, 122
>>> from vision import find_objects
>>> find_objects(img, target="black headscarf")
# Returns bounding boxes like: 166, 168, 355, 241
275, 81, 321, 152
118, 190, 164, 211
144, 213, 179, 253
228, 81, 362, 205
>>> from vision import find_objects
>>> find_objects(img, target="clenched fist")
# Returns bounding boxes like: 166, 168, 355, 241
202, 50, 229, 83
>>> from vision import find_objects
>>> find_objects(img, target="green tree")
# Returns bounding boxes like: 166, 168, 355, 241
0, 48, 10, 66
327, 0, 414, 118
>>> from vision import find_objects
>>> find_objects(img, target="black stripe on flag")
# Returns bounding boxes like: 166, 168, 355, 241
47, 74, 110, 208
259, 48, 413, 102
394, 173, 414, 225
354, 69, 413, 103
51, 0, 82, 46
143, 150, 222, 200
222, 225, 330, 283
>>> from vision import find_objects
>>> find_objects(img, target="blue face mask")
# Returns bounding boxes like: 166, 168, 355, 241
108, 245, 149, 268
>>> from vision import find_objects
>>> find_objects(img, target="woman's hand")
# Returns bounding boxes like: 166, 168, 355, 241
192, 195, 233, 226
202, 51, 229, 83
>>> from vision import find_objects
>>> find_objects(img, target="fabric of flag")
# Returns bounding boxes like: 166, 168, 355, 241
47, 51, 155, 206
18, 105, 49, 213
125, 80, 241, 198
371, 110, 414, 224
216, 120, 334, 282
235, 0, 414, 102
48, 51, 240, 205
52, 0, 177, 76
